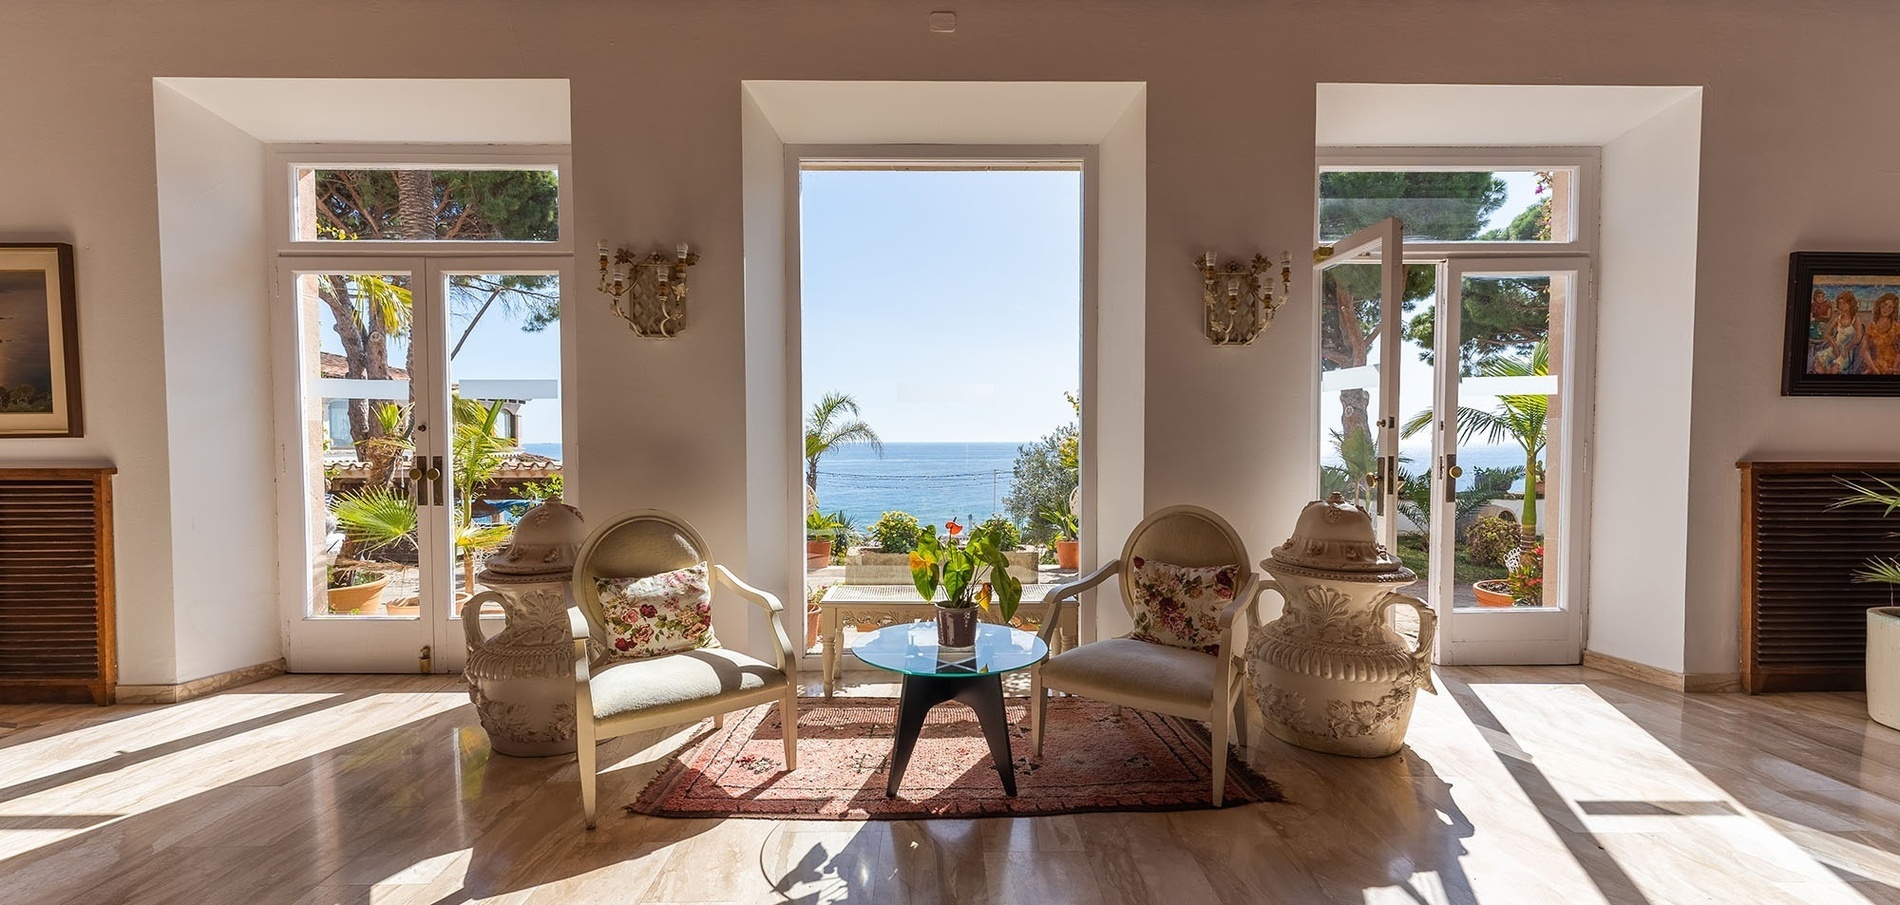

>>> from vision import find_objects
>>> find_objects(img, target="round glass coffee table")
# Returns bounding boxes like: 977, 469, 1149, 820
852, 621, 1049, 797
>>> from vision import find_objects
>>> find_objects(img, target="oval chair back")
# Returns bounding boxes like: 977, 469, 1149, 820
571, 508, 710, 646
1114, 504, 1250, 622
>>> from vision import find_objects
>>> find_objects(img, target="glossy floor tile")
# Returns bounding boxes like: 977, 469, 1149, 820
2, 667, 1898, 903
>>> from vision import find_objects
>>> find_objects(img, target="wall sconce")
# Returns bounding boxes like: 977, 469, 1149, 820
1195, 250, 1291, 345
597, 242, 700, 338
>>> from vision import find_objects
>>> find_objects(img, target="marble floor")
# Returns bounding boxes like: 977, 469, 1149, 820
2, 667, 1898, 904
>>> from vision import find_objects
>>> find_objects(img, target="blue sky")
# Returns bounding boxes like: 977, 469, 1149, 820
800, 169, 1083, 444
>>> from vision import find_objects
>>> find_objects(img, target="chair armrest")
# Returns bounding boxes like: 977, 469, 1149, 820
1036, 560, 1119, 646
1216, 571, 1262, 661
568, 604, 592, 642
713, 564, 796, 677
568, 605, 594, 696
713, 564, 783, 613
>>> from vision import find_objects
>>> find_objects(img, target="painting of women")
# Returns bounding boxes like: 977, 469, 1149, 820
1865, 292, 1900, 375
1811, 290, 1864, 374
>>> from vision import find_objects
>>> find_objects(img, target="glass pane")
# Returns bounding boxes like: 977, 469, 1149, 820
1318, 263, 1385, 520
300, 273, 419, 618
1318, 169, 1575, 244
444, 272, 562, 618
1388, 265, 1439, 618
296, 168, 559, 242
1450, 273, 1564, 610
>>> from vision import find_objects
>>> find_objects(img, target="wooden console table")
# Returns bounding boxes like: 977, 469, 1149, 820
819, 584, 1077, 698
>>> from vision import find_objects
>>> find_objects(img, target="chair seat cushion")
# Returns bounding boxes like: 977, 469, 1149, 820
1037, 637, 1216, 715
590, 648, 786, 725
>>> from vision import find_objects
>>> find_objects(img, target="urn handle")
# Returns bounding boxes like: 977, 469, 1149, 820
463, 590, 511, 652
1375, 592, 1437, 694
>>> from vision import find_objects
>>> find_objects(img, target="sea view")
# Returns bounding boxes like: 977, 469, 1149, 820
522, 441, 1028, 529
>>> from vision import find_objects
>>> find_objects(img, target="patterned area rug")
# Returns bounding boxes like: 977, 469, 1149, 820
626, 697, 1282, 819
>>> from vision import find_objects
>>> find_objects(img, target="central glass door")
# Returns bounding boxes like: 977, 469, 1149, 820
277, 257, 565, 672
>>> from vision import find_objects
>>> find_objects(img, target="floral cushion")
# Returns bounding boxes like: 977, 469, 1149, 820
595, 563, 719, 659
1127, 557, 1239, 654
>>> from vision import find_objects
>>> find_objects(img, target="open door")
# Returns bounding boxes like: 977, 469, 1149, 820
1315, 218, 1405, 549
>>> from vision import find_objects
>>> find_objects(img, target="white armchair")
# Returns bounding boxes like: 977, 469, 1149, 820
568, 509, 798, 829
1028, 505, 1258, 805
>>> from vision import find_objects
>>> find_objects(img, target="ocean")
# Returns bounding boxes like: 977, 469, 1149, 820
521, 441, 1029, 529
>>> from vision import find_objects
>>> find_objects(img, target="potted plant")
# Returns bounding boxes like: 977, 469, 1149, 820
1833, 478, 1900, 729
326, 565, 389, 614
806, 510, 843, 569
909, 519, 1023, 648
1041, 499, 1080, 570
805, 583, 829, 648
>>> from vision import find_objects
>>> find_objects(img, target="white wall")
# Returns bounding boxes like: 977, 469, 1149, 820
5, 1, 1899, 683
1589, 93, 1703, 672
739, 88, 790, 655
152, 86, 281, 681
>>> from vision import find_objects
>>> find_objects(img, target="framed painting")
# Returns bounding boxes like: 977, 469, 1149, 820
1784, 251, 1900, 396
0, 244, 82, 436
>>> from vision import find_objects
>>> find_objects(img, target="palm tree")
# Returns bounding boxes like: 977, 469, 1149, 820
804, 392, 882, 498
1402, 341, 1549, 541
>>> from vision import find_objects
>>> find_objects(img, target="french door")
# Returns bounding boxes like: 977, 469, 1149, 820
1318, 220, 1590, 664
274, 256, 567, 672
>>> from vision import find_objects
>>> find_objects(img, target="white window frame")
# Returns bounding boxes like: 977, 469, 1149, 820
783, 146, 1097, 664
266, 144, 574, 257
1313, 147, 1600, 663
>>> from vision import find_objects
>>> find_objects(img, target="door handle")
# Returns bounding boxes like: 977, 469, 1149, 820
408, 462, 429, 507
1443, 456, 1462, 503
426, 456, 445, 507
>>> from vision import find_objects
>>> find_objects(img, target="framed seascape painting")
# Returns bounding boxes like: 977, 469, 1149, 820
0, 244, 82, 436
1784, 251, 1900, 397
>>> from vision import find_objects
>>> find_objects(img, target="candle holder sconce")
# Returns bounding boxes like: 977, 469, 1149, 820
1196, 250, 1291, 346
598, 242, 699, 338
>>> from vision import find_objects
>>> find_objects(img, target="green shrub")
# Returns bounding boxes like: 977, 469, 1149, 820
977, 515, 1023, 551
870, 511, 922, 553
1463, 515, 1521, 567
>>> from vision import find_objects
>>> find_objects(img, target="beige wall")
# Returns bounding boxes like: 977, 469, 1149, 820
6, 1, 1900, 682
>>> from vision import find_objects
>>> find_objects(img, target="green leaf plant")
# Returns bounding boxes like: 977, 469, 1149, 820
909, 520, 1024, 623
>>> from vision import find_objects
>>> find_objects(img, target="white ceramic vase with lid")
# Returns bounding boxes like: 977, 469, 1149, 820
1247, 493, 1437, 757
463, 500, 588, 756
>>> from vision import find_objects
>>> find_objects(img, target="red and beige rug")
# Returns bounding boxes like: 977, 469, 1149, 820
626, 697, 1282, 819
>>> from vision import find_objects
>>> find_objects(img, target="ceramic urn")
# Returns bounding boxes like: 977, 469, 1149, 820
1247, 493, 1437, 757
463, 500, 587, 757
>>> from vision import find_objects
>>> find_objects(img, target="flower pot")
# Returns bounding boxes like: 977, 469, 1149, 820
1055, 539, 1079, 570
935, 603, 978, 649
1471, 579, 1517, 608
384, 595, 421, 617
805, 606, 822, 647
327, 574, 389, 614
805, 539, 833, 569
1871, 607, 1900, 731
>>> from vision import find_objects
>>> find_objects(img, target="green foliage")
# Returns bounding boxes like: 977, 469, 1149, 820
1396, 467, 1492, 534
1833, 477, 1900, 585
1318, 171, 1506, 244
331, 486, 419, 556
517, 475, 564, 502
1403, 276, 1551, 374
1470, 465, 1524, 496
805, 391, 882, 497
806, 509, 844, 542
313, 169, 560, 242
1403, 341, 1549, 534
909, 521, 1025, 622
1507, 544, 1544, 603
1463, 516, 1521, 568
1396, 532, 1507, 583
1039, 497, 1079, 542
325, 566, 385, 591
977, 515, 1023, 551
870, 511, 922, 553
1006, 421, 1079, 545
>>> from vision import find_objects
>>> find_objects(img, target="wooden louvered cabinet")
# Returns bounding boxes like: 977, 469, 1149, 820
0, 466, 115, 704
1739, 460, 1900, 694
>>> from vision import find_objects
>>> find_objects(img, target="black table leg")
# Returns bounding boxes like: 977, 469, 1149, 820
885, 673, 1018, 798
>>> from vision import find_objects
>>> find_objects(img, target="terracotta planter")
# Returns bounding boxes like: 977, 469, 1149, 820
326, 574, 389, 614
806, 539, 834, 569
1471, 579, 1517, 608
936, 603, 978, 648
805, 607, 822, 647
1055, 539, 1079, 570
384, 595, 421, 617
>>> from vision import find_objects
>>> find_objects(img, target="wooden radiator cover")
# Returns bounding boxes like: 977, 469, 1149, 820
1739, 460, 1900, 694
0, 466, 116, 704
